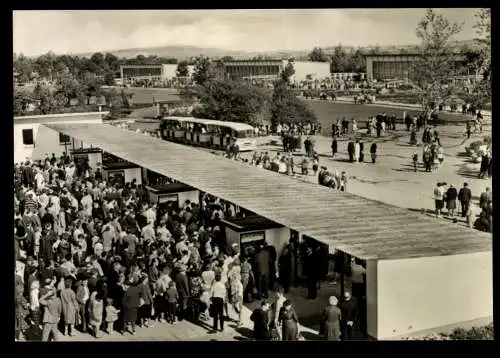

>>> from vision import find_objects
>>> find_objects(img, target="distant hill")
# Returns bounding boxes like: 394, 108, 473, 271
74, 39, 480, 60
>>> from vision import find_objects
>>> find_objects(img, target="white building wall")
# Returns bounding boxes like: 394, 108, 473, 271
124, 168, 142, 185
178, 190, 200, 206
225, 226, 291, 268
292, 61, 331, 82
14, 112, 105, 163
375, 251, 493, 339
162, 64, 196, 79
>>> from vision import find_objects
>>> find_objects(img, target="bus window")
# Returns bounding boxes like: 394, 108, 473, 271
235, 129, 254, 138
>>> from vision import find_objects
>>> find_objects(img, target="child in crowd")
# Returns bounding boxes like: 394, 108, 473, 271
105, 298, 120, 334
166, 281, 179, 324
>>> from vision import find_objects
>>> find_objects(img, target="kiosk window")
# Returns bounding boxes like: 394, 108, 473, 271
59, 132, 71, 144
22, 129, 34, 145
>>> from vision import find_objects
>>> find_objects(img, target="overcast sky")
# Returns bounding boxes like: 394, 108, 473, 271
13, 9, 481, 56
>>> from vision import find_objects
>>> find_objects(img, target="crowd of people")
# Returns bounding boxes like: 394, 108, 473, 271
14, 153, 365, 342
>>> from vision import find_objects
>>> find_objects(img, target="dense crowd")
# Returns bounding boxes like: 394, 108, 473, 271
15, 153, 362, 342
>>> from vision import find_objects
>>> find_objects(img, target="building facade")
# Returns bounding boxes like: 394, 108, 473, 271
223, 60, 285, 81
365, 53, 468, 81
14, 112, 105, 163
120, 64, 195, 85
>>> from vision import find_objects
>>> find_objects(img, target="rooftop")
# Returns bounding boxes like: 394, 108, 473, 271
14, 112, 107, 125
44, 123, 492, 261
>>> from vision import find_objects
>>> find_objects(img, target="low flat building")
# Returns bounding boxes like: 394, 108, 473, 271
14, 111, 106, 163
223, 60, 331, 83
120, 64, 195, 85
365, 52, 468, 82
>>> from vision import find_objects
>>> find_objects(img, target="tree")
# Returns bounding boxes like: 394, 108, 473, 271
220, 56, 234, 62
308, 47, 328, 62
32, 83, 65, 114
280, 59, 295, 83
104, 53, 120, 74
270, 80, 317, 126
412, 9, 463, 111
14, 53, 34, 83
345, 48, 366, 73
176, 61, 190, 77
330, 45, 348, 73
14, 88, 34, 116
34, 51, 57, 80
470, 8, 491, 106
192, 79, 268, 125
192, 56, 216, 86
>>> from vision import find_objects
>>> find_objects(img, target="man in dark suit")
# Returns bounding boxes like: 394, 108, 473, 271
22, 162, 34, 188
347, 141, 355, 163
255, 245, 271, 299
250, 301, 271, 341
458, 183, 472, 217
339, 291, 358, 340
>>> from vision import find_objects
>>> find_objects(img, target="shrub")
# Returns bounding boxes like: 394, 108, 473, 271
404, 323, 493, 340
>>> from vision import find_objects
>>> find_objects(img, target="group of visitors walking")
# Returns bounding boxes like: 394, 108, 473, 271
432, 182, 492, 233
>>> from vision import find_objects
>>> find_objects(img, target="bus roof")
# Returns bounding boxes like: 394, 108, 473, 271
164, 116, 254, 132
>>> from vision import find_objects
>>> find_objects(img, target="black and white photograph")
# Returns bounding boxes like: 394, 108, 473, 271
13, 9, 492, 342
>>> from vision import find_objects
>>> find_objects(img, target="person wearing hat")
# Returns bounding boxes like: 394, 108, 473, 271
250, 300, 271, 340
458, 182, 472, 217
60, 276, 78, 336
319, 296, 341, 341
339, 291, 358, 340
122, 276, 141, 335
174, 263, 190, 322
39, 288, 63, 341
278, 299, 299, 341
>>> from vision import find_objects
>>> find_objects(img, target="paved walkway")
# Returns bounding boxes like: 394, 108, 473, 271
241, 124, 492, 222
34, 300, 318, 342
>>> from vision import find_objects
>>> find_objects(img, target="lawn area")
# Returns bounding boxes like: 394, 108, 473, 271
125, 87, 182, 105
303, 100, 474, 136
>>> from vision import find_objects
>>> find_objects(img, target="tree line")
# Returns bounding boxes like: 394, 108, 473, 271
184, 56, 317, 126
307, 45, 377, 73
13, 52, 181, 86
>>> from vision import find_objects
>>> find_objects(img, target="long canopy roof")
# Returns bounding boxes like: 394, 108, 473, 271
45, 123, 492, 260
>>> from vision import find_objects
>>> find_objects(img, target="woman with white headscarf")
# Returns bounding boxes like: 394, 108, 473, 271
319, 296, 342, 341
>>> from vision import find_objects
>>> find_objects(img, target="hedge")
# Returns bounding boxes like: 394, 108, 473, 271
404, 323, 493, 340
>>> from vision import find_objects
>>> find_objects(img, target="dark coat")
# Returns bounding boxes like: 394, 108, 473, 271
331, 139, 338, 154
347, 141, 355, 154
445, 187, 458, 201
122, 285, 142, 322
174, 272, 190, 310
339, 299, 358, 323
255, 249, 271, 276
320, 305, 341, 341
370, 143, 377, 154
251, 308, 270, 340
458, 187, 472, 203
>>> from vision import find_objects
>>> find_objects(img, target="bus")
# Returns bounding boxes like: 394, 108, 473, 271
160, 116, 257, 151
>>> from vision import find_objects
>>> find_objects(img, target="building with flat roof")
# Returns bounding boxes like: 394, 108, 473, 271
223, 59, 331, 83
120, 64, 195, 85
14, 112, 106, 163
365, 53, 469, 82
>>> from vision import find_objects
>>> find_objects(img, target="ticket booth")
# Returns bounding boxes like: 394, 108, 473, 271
102, 162, 142, 187
146, 182, 200, 211
70, 148, 103, 177
221, 215, 291, 262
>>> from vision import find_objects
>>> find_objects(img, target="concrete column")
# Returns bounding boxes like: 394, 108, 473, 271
366, 58, 374, 81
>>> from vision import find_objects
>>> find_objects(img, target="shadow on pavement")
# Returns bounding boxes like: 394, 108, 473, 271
24, 325, 42, 341
229, 324, 254, 339
301, 331, 322, 341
